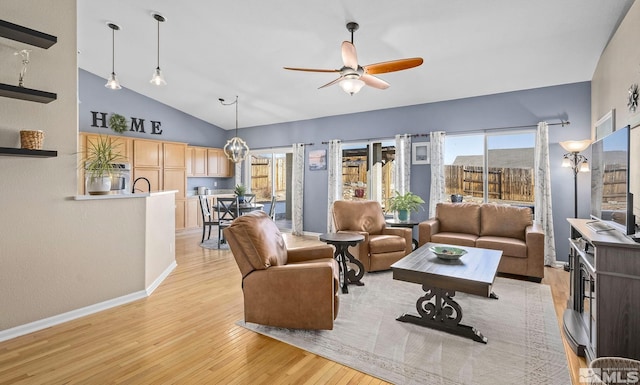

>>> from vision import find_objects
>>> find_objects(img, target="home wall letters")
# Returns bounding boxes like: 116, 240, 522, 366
90, 111, 163, 135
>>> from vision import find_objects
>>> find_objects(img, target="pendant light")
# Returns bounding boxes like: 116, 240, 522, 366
150, 13, 167, 86
105, 22, 121, 90
219, 96, 250, 163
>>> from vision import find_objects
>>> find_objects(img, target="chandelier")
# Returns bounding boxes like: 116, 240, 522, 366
219, 96, 249, 163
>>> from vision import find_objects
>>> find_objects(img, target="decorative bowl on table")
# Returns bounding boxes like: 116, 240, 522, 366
429, 246, 467, 260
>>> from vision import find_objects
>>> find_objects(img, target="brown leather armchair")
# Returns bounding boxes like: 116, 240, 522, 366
225, 211, 340, 330
332, 200, 412, 272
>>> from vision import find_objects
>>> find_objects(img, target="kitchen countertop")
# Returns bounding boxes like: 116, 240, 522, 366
73, 190, 178, 201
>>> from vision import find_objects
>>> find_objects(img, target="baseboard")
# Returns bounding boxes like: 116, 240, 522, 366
0, 290, 147, 343
146, 261, 177, 296
0, 262, 177, 343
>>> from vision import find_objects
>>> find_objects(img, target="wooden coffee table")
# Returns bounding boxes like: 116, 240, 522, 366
390, 242, 502, 343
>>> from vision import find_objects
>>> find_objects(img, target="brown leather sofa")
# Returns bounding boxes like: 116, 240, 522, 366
418, 202, 545, 281
332, 200, 412, 272
225, 211, 340, 330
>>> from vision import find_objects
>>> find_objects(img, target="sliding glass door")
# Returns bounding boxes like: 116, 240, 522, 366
246, 148, 292, 230
341, 140, 395, 212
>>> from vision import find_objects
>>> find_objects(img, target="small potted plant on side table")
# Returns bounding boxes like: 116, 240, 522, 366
234, 184, 247, 203
388, 191, 425, 221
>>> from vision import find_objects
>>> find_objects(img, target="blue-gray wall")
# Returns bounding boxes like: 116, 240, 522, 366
78, 68, 591, 263
78, 69, 235, 192
239, 81, 592, 263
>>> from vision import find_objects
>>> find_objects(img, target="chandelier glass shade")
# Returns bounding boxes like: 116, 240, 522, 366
105, 23, 121, 90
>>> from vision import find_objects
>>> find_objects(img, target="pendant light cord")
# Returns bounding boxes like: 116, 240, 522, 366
111, 27, 115, 73
156, 19, 160, 69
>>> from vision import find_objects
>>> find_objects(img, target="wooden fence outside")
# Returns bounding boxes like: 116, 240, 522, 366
445, 165, 535, 203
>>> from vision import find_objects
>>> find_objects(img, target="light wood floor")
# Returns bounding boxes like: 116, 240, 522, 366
0, 230, 586, 384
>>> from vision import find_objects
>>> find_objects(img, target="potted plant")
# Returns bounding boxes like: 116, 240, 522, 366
388, 191, 425, 221
234, 184, 247, 203
82, 135, 125, 195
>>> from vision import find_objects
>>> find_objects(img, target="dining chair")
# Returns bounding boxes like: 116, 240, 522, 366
216, 197, 239, 248
268, 196, 277, 220
198, 195, 215, 243
244, 193, 256, 204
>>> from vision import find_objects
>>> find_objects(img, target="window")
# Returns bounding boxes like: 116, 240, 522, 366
444, 131, 535, 206
341, 140, 395, 211
246, 148, 292, 229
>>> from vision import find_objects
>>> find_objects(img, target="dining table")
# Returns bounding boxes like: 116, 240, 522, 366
235, 202, 264, 215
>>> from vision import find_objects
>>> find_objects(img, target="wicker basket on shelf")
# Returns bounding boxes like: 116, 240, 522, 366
20, 130, 44, 150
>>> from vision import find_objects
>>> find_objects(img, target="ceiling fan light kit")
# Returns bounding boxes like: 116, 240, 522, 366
284, 21, 423, 95
150, 13, 167, 86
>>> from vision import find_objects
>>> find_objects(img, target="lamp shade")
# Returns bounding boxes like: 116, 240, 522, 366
339, 76, 365, 95
560, 139, 591, 153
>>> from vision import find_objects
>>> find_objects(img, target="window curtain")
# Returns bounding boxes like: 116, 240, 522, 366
429, 131, 446, 217
327, 140, 342, 232
291, 143, 305, 235
534, 122, 557, 266
394, 134, 411, 195
234, 161, 242, 188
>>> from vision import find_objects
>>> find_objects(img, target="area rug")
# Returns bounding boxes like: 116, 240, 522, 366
237, 271, 570, 385
199, 238, 228, 250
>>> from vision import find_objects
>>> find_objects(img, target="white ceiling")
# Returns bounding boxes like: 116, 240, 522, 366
77, 0, 634, 130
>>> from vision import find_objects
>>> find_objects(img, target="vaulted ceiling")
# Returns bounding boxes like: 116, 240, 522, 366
77, 0, 634, 130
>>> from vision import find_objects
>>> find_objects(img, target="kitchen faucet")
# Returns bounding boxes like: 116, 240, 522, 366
132, 177, 151, 193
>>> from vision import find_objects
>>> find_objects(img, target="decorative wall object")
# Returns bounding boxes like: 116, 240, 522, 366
308, 149, 327, 170
412, 142, 430, 164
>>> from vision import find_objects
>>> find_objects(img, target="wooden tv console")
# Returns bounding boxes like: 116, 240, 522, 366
563, 218, 640, 362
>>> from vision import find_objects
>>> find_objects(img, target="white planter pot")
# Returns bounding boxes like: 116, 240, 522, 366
86, 175, 111, 195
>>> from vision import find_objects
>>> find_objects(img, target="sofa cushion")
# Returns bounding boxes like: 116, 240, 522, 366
480, 204, 532, 241
476, 236, 527, 258
436, 202, 481, 235
369, 234, 407, 254
431, 232, 478, 247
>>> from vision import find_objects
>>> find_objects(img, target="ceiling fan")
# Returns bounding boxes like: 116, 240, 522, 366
284, 22, 423, 95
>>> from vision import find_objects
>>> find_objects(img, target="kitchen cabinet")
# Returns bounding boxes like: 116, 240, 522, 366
185, 147, 194, 176
207, 148, 233, 177
186, 197, 199, 229
134, 139, 163, 168
164, 168, 186, 199
193, 147, 207, 176
163, 142, 186, 169
175, 199, 186, 231
133, 168, 162, 192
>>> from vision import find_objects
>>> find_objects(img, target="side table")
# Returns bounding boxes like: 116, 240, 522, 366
385, 219, 419, 250
319, 232, 365, 294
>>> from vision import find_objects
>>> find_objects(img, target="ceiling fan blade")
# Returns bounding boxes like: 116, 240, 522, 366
363, 57, 424, 74
361, 74, 390, 90
283, 67, 339, 73
341, 41, 358, 69
318, 76, 344, 89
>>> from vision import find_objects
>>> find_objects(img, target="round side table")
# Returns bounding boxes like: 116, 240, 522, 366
319, 232, 365, 294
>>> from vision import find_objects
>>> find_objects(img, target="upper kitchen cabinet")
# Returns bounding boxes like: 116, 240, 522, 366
207, 148, 233, 177
163, 142, 186, 169
134, 139, 163, 168
192, 147, 207, 176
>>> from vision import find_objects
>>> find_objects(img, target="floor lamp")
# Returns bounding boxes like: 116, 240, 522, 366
560, 139, 592, 218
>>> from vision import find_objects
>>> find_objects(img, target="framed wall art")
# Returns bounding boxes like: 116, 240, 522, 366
412, 142, 430, 164
308, 149, 327, 170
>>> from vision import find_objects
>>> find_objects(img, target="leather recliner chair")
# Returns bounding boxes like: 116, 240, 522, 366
225, 211, 340, 330
332, 200, 412, 272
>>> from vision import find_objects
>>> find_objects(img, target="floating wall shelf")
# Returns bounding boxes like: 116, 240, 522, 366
0, 83, 57, 103
0, 147, 57, 158
0, 19, 57, 48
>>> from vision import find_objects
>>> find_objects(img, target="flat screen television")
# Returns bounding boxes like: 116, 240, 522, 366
589, 125, 636, 235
